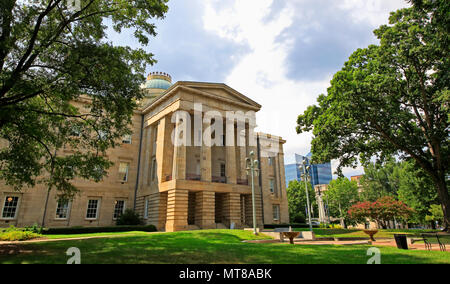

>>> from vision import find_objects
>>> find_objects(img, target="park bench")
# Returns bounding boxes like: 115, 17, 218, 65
420, 234, 447, 252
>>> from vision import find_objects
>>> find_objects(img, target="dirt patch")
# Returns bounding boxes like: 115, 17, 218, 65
0, 244, 36, 256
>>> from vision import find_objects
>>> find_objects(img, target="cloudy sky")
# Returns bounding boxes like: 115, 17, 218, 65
109, 0, 410, 178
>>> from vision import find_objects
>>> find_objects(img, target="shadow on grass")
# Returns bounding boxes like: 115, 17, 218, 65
0, 230, 448, 264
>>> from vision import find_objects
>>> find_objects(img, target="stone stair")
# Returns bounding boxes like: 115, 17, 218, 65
215, 223, 228, 229
188, 225, 200, 230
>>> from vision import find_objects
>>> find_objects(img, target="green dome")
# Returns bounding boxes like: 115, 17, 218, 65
144, 78, 172, 90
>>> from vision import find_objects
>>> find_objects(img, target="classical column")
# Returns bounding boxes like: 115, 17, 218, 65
201, 118, 212, 182
195, 191, 215, 229
238, 125, 247, 182
172, 112, 187, 180
225, 120, 237, 184
166, 189, 188, 232
142, 126, 152, 186
156, 116, 174, 183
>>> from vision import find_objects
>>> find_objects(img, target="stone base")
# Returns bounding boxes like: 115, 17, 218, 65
300, 231, 316, 240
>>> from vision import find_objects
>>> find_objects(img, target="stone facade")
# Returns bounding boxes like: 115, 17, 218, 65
0, 73, 289, 231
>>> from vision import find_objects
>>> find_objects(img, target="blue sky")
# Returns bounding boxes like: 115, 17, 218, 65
108, 0, 410, 178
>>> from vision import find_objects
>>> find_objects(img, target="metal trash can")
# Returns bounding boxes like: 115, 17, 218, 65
394, 234, 408, 250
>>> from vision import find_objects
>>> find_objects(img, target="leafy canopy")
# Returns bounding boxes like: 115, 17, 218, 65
296, 0, 449, 229
0, 0, 169, 199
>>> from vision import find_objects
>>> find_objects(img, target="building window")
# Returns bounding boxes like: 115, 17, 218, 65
268, 157, 275, 166
86, 199, 100, 219
144, 198, 149, 219
119, 162, 130, 182
122, 134, 132, 144
55, 199, 70, 220
220, 163, 226, 177
269, 179, 275, 193
113, 200, 126, 220
273, 205, 280, 221
2, 196, 19, 219
150, 158, 157, 181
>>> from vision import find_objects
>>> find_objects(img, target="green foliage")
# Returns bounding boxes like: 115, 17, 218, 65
397, 161, 438, 224
0, 226, 41, 241
324, 177, 359, 226
360, 158, 438, 225
286, 180, 316, 223
263, 223, 319, 229
360, 158, 401, 201
425, 204, 444, 225
42, 225, 156, 235
296, 1, 450, 228
116, 209, 144, 226
24, 223, 44, 234
0, 0, 169, 200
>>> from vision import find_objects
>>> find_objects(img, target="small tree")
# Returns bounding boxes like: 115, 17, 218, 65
324, 177, 359, 228
286, 180, 316, 223
116, 209, 143, 226
348, 196, 414, 229
425, 204, 444, 228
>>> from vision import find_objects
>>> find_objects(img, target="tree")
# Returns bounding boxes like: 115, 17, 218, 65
348, 196, 414, 229
360, 158, 401, 202
397, 160, 438, 225
296, 1, 450, 230
425, 204, 444, 228
324, 177, 359, 228
0, 1, 169, 199
286, 180, 316, 223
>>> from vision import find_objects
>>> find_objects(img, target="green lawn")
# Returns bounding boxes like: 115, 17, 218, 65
44, 231, 154, 239
0, 230, 448, 264
293, 228, 440, 239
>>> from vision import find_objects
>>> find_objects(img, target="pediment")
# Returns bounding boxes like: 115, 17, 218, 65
143, 81, 261, 114
179, 82, 261, 110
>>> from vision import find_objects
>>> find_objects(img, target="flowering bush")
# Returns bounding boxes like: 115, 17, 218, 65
348, 196, 414, 228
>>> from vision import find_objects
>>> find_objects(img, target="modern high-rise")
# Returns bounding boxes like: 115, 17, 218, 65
284, 153, 332, 188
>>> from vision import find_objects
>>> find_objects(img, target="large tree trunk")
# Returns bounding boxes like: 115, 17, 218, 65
434, 175, 450, 232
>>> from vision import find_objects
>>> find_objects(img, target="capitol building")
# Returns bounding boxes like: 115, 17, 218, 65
0, 73, 289, 232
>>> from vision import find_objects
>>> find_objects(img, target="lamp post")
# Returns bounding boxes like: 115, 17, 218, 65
246, 151, 259, 235
300, 160, 313, 232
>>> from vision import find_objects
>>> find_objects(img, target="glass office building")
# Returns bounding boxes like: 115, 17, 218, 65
285, 153, 332, 188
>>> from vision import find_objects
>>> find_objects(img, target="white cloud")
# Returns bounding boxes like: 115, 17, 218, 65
338, 0, 409, 27
202, 0, 408, 178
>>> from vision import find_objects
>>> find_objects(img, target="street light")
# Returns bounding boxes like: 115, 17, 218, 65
300, 160, 313, 232
246, 151, 259, 235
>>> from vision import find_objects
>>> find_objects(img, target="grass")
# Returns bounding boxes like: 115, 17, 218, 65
0, 229, 448, 264
43, 231, 154, 239
293, 228, 440, 239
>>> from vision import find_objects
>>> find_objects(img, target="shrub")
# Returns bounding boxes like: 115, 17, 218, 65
116, 209, 143, 226
42, 225, 157, 235
264, 223, 320, 229
0, 226, 42, 241
24, 223, 44, 234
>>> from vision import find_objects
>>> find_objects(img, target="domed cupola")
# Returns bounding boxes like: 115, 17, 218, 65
144, 72, 172, 91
